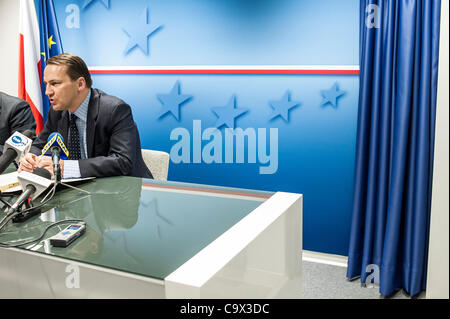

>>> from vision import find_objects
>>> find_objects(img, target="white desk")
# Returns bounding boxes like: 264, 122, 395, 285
0, 176, 302, 298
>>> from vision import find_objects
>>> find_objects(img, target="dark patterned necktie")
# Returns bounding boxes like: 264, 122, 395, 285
68, 114, 81, 160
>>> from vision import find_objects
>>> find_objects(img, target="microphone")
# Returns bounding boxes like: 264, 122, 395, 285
41, 132, 69, 181
0, 130, 35, 174
5, 168, 52, 216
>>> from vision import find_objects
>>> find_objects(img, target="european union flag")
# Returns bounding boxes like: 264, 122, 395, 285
38, 0, 63, 123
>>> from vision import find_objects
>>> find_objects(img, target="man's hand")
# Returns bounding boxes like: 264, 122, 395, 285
18, 153, 37, 173
35, 156, 64, 179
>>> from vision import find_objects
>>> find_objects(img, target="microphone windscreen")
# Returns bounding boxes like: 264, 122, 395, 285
42, 132, 68, 160
21, 130, 36, 139
33, 167, 52, 180
48, 132, 64, 143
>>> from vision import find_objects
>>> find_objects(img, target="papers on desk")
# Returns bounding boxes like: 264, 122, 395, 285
0, 171, 95, 194
0, 172, 21, 192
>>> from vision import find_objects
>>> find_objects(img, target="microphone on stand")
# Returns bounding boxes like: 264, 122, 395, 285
5, 168, 52, 220
39, 132, 90, 198
0, 130, 35, 174
41, 132, 69, 182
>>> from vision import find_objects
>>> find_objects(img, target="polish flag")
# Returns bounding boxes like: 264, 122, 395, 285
18, 0, 44, 134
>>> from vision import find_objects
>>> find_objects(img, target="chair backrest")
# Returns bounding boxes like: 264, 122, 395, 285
141, 149, 170, 181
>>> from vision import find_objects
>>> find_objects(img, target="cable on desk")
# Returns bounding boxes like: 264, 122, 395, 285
0, 219, 84, 248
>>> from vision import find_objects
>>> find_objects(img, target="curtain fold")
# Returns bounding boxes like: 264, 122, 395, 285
347, 0, 441, 297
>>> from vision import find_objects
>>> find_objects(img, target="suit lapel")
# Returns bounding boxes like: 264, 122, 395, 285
86, 89, 99, 157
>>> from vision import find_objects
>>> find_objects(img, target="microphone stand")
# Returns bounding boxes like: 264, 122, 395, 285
1, 188, 42, 223
40, 150, 91, 203
11, 189, 42, 223
0, 192, 14, 211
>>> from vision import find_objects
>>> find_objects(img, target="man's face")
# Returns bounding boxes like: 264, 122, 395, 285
43, 64, 80, 111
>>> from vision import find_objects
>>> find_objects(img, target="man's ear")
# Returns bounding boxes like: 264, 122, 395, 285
77, 77, 87, 91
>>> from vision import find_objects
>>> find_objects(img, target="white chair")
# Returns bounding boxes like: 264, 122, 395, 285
141, 149, 170, 181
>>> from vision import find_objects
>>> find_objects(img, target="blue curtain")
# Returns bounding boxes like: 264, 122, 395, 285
347, 0, 441, 297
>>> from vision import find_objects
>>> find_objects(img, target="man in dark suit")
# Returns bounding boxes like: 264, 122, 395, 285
0, 91, 36, 153
18, 53, 153, 179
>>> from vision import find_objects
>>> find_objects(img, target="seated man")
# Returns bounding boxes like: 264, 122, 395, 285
0, 91, 36, 153
19, 53, 153, 179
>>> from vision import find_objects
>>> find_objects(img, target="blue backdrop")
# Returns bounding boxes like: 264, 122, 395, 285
53, 0, 360, 255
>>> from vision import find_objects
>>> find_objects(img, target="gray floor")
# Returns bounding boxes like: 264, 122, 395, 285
300, 260, 426, 299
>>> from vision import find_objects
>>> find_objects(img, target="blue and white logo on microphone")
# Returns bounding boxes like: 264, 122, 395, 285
11, 135, 27, 146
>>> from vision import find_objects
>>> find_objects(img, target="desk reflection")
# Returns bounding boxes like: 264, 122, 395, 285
42, 177, 143, 265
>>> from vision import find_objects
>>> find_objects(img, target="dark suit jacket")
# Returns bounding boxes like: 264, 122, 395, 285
30, 88, 153, 179
0, 91, 36, 152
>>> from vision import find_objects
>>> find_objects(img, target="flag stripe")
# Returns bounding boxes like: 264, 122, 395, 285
19, 0, 44, 134
18, 34, 26, 99
25, 91, 44, 134
19, 0, 63, 133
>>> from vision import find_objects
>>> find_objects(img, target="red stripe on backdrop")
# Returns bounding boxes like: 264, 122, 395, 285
89, 69, 360, 75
